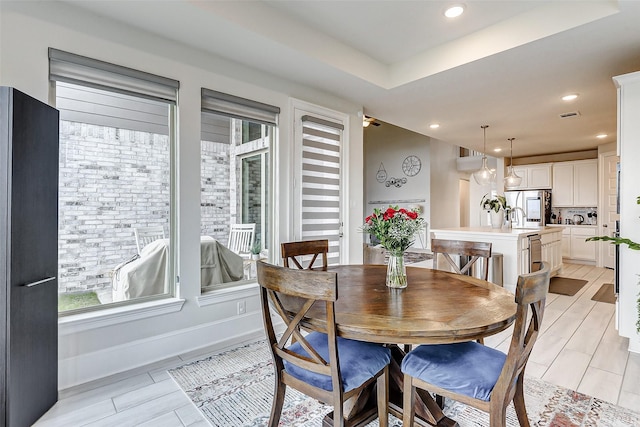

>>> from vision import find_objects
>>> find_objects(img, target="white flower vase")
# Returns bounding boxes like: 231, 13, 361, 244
490, 209, 504, 229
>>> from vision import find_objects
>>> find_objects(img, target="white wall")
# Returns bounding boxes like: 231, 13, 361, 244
0, 1, 364, 387
613, 71, 640, 352
429, 140, 462, 229
363, 123, 431, 247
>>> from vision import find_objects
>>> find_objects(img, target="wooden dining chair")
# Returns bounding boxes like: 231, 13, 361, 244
401, 262, 550, 427
281, 239, 329, 270
431, 238, 492, 280
257, 261, 390, 427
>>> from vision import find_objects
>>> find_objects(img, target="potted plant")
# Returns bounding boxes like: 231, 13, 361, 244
480, 194, 509, 229
250, 240, 262, 260
587, 196, 640, 332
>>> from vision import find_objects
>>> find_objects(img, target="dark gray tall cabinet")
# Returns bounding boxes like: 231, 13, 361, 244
0, 87, 59, 427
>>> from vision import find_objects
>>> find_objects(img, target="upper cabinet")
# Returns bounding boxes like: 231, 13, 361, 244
510, 163, 552, 189
552, 159, 597, 207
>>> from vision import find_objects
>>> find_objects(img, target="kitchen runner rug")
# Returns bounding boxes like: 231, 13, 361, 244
592, 283, 616, 304
549, 276, 588, 296
168, 340, 640, 427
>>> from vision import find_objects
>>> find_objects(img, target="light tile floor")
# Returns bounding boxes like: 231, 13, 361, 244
34, 263, 640, 426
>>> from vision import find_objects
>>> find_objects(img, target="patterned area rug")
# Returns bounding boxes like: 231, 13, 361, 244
169, 340, 640, 427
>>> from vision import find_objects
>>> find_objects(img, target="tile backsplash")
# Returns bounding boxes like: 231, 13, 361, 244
550, 207, 598, 225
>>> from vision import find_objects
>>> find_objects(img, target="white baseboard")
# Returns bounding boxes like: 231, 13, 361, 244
58, 309, 265, 389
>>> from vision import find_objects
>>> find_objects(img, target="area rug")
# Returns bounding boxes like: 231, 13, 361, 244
592, 283, 616, 304
549, 276, 588, 296
168, 340, 640, 427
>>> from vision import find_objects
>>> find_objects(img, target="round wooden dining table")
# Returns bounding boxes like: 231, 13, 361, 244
297, 264, 518, 427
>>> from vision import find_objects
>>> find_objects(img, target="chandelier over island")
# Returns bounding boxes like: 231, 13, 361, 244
472, 124, 496, 186
504, 137, 523, 189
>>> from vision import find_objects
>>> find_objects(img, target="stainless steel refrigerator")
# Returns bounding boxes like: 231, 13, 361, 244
504, 190, 552, 228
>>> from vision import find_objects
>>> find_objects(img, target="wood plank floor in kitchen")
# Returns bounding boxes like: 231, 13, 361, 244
34, 263, 640, 426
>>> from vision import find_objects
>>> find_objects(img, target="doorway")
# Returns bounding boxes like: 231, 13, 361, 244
599, 150, 618, 269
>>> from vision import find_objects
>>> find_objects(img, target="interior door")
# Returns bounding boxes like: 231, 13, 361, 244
600, 150, 619, 269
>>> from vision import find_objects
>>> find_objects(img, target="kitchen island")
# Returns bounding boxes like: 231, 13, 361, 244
430, 226, 563, 293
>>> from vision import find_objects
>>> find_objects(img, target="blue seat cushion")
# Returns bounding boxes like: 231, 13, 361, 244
284, 332, 391, 392
401, 342, 506, 401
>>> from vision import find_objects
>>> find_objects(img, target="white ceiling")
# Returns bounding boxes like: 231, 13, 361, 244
62, 0, 640, 157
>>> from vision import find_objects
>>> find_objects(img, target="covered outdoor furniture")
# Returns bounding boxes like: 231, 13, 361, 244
134, 225, 165, 255
112, 236, 244, 301
257, 261, 390, 427
401, 262, 550, 427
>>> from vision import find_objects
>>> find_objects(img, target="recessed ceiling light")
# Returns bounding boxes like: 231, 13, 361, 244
596, 133, 607, 139
444, 4, 465, 18
562, 94, 579, 101
429, 123, 440, 129
493, 148, 502, 153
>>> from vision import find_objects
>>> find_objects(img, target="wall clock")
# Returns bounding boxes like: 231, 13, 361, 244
402, 155, 422, 177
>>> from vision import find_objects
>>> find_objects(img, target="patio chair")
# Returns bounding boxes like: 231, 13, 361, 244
134, 226, 165, 254
401, 262, 550, 427
257, 261, 390, 427
227, 223, 255, 258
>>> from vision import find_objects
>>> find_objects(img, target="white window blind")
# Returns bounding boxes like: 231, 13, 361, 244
300, 116, 343, 266
49, 48, 179, 104
201, 88, 280, 126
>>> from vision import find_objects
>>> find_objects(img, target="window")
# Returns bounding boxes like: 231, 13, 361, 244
200, 89, 279, 291
49, 48, 178, 314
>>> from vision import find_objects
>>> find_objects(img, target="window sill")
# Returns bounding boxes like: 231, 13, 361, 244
197, 282, 259, 307
58, 298, 186, 335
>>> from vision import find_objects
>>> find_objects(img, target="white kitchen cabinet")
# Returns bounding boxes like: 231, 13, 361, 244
574, 161, 598, 206
552, 160, 597, 207
541, 230, 563, 273
559, 226, 596, 262
570, 226, 596, 260
510, 163, 552, 189
552, 163, 574, 206
561, 227, 571, 258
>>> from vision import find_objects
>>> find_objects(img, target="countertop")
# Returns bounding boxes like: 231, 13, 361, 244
431, 226, 562, 237
547, 224, 597, 228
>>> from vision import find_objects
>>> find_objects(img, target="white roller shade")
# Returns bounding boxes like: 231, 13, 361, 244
201, 88, 280, 126
300, 118, 342, 266
49, 48, 179, 104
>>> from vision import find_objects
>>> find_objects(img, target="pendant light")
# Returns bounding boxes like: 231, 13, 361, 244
473, 125, 496, 186
504, 137, 522, 189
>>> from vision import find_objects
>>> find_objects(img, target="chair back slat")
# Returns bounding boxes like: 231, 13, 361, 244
431, 239, 492, 280
281, 239, 329, 270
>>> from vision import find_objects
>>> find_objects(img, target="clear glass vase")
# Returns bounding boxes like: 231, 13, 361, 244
386, 251, 408, 288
